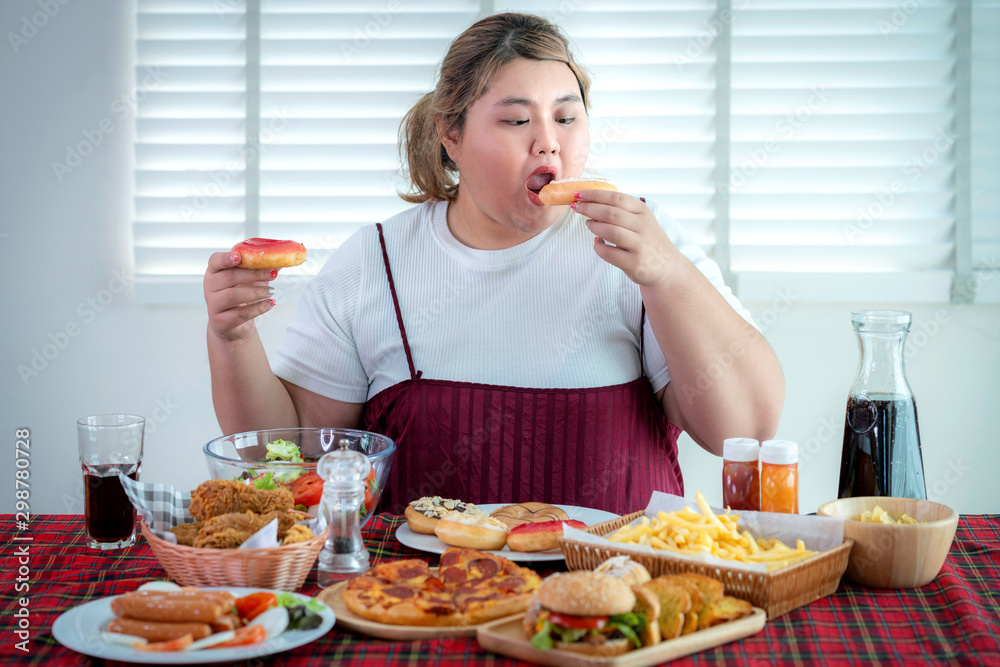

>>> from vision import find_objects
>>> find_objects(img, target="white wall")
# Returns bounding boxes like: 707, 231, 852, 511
2, 1, 998, 516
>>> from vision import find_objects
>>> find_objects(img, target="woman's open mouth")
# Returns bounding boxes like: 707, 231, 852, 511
526, 172, 555, 195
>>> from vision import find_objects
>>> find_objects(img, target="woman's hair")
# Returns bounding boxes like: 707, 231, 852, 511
398, 13, 591, 203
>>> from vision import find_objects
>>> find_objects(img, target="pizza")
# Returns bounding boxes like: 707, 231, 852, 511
343, 547, 542, 626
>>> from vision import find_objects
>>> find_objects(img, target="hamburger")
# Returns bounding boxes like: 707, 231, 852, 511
522, 571, 657, 656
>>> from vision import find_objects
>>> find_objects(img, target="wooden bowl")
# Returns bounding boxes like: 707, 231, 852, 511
816, 496, 958, 589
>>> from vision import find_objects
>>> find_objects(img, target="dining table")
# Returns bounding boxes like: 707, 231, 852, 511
3, 512, 998, 666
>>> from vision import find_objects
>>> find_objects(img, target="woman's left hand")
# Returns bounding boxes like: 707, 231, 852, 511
572, 191, 682, 287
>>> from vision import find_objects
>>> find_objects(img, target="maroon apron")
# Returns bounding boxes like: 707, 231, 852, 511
363, 223, 683, 515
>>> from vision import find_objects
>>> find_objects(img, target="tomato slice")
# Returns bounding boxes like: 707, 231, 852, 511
548, 612, 608, 631
209, 624, 267, 648
288, 472, 323, 507
134, 634, 194, 652
235, 592, 277, 622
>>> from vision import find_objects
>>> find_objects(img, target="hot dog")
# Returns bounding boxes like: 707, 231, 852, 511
506, 519, 587, 552
538, 178, 617, 206
110, 589, 234, 624
107, 617, 212, 642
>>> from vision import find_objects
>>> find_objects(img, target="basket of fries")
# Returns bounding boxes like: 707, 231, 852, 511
559, 492, 852, 619
141, 517, 328, 591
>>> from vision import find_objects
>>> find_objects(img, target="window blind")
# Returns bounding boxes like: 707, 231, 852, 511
500, 0, 720, 257
135, 0, 247, 303
133, 0, 996, 304
970, 0, 1000, 303
257, 0, 482, 278
729, 0, 960, 302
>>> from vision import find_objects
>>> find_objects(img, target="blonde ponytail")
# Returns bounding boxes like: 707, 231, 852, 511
399, 92, 457, 204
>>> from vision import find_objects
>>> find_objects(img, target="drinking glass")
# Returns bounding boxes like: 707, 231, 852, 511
77, 414, 144, 549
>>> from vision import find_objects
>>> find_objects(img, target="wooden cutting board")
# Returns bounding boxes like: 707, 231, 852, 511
476, 607, 766, 667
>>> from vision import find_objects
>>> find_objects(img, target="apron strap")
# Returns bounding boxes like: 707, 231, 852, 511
638, 197, 647, 371
375, 223, 421, 381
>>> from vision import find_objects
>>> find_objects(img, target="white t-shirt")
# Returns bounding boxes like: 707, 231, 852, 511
272, 199, 755, 403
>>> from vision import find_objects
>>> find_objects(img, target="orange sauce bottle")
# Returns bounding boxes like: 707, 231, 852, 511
760, 440, 799, 514
722, 438, 760, 511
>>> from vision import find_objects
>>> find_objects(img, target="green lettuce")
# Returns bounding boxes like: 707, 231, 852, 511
265, 439, 303, 463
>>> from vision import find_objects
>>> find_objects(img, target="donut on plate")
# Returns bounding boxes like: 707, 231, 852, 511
489, 502, 569, 531
434, 511, 509, 551
232, 238, 306, 269
404, 496, 484, 535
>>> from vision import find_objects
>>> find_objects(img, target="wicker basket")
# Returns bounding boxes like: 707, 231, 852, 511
559, 511, 853, 619
141, 519, 328, 591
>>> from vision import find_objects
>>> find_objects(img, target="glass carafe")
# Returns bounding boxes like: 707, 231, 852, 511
838, 310, 926, 500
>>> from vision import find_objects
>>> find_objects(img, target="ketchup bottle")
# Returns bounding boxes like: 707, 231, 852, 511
761, 440, 799, 514
722, 438, 760, 511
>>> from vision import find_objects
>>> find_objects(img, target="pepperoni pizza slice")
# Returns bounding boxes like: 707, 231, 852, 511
342, 559, 464, 626
342, 549, 541, 627
438, 547, 542, 624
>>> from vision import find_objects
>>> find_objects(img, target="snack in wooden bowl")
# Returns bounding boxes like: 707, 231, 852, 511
817, 496, 957, 588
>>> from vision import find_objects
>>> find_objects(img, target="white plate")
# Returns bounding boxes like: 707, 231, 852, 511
395, 503, 619, 562
51, 586, 335, 665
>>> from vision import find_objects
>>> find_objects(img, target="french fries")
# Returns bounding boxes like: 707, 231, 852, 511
606, 492, 818, 572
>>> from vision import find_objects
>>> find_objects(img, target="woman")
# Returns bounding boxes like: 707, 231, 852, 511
203, 13, 784, 514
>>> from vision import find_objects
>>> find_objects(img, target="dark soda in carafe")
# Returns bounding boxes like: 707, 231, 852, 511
84, 464, 139, 542
838, 393, 926, 499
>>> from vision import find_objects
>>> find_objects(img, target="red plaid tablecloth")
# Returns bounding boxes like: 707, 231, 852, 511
2, 514, 998, 666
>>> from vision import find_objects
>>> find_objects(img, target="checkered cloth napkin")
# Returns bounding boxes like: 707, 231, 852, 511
118, 474, 326, 548
119, 474, 192, 539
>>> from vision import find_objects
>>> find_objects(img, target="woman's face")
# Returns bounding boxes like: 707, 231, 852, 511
441, 58, 590, 248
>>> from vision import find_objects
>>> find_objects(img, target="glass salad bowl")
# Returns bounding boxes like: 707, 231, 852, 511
203, 427, 396, 530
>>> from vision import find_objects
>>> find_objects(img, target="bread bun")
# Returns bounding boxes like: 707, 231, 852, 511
538, 178, 617, 206
536, 571, 636, 617
554, 637, 631, 657
404, 505, 439, 535
232, 238, 306, 269
434, 511, 508, 551
489, 503, 569, 530
506, 519, 586, 552
593, 555, 652, 587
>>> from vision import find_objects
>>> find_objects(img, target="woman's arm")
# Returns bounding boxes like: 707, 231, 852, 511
645, 258, 784, 455
572, 192, 785, 455
204, 250, 363, 433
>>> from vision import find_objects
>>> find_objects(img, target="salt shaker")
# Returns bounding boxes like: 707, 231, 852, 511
317, 439, 371, 587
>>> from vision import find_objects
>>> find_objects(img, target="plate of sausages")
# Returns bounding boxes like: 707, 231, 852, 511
52, 584, 334, 664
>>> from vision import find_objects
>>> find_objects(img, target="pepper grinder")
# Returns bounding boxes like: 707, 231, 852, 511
317, 438, 371, 587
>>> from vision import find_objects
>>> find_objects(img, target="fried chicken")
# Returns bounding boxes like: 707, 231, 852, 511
192, 510, 297, 549
169, 521, 202, 546
281, 524, 314, 545
188, 479, 294, 522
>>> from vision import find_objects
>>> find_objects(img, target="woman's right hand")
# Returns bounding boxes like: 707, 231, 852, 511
204, 251, 278, 342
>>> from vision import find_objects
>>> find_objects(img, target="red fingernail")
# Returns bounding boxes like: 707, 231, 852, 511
269, 269, 278, 279
570, 202, 577, 210
574, 192, 582, 199
230, 252, 240, 263
269, 299, 276, 307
